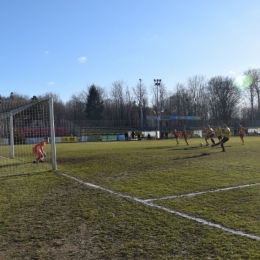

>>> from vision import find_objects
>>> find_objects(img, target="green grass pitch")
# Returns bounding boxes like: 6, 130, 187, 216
0, 136, 260, 259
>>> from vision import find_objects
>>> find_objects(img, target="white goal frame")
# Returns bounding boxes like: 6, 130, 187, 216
0, 97, 57, 173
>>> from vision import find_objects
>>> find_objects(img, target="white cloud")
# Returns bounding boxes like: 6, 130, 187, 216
44, 51, 50, 54
229, 70, 236, 74
78, 56, 87, 63
48, 82, 55, 85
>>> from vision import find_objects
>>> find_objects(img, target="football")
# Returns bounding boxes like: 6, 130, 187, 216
199, 142, 203, 147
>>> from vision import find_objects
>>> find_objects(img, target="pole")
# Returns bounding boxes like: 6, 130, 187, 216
157, 83, 159, 133
139, 79, 143, 129
154, 79, 161, 138
49, 97, 57, 170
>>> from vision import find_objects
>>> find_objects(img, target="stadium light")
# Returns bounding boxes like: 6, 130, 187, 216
139, 79, 143, 129
154, 79, 161, 137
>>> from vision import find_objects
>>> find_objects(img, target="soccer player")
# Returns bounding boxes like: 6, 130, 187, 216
205, 125, 215, 146
32, 137, 48, 163
182, 128, 189, 145
172, 129, 181, 146
238, 125, 246, 145
211, 124, 230, 152
215, 126, 223, 141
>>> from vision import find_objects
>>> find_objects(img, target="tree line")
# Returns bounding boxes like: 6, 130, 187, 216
1, 68, 260, 130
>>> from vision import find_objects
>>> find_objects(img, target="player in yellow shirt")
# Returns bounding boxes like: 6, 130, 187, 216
238, 125, 246, 145
215, 126, 223, 141
205, 125, 215, 146
211, 124, 230, 152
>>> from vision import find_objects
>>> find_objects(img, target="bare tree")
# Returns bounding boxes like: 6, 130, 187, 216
244, 68, 260, 125
125, 86, 136, 127
186, 75, 207, 116
207, 76, 241, 122
133, 80, 147, 128
110, 80, 125, 125
151, 80, 168, 114
167, 83, 184, 116
38, 92, 68, 124
66, 92, 87, 121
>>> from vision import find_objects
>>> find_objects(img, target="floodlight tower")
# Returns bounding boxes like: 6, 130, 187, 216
154, 79, 161, 136
139, 79, 143, 129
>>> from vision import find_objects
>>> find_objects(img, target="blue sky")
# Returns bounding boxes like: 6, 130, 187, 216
1, 0, 260, 103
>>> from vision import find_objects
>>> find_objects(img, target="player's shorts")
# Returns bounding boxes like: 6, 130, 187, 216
33, 146, 41, 155
240, 134, 244, 138
221, 137, 229, 144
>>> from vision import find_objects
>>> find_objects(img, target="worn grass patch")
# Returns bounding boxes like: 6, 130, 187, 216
0, 136, 260, 259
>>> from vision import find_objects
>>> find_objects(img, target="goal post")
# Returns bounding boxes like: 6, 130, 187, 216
49, 97, 57, 170
0, 96, 57, 177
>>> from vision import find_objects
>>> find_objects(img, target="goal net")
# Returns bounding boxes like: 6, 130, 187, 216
0, 97, 56, 177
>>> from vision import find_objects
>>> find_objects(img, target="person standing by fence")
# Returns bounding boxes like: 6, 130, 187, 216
131, 131, 135, 140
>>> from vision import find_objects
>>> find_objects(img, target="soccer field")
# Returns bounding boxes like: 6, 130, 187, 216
0, 136, 260, 259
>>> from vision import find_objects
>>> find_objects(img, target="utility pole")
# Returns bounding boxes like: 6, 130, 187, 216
139, 79, 143, 129
154, 79, 161, 138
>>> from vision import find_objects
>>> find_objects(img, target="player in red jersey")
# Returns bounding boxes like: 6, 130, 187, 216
32, 137, 48, 163
238, 125, 246, 145
182, 128, 189, 145
172, 129, 181, 146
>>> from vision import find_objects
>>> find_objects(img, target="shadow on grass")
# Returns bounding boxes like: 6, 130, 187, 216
145, 146, 174, 150
173, 152, 210, 160
169, 146, 201, 151
0, 170, 52, 180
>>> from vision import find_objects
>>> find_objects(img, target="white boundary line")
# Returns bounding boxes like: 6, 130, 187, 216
144, 182, 260, 202
59, 171, 260, 241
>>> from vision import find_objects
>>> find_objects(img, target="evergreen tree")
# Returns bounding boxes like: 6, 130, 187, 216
85, 84, 104, 120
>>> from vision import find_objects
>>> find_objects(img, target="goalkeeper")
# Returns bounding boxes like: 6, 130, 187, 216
32, 137, 48, 163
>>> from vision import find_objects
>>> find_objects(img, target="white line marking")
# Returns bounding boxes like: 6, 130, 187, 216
147, 202, 260, 241
144, 182, 260, 202
59, 172, 260, 241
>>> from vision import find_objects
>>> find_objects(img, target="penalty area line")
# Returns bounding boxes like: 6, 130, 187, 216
58, 171, 260, 241
144, 182, 260, 202
147, 202, 260, 241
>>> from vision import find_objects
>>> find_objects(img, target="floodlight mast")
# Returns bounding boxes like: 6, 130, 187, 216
154, 79, 161, 138
139, 79, 143, 129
